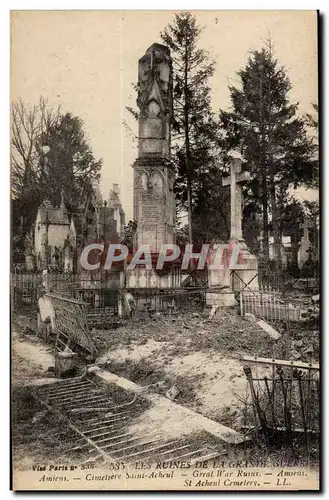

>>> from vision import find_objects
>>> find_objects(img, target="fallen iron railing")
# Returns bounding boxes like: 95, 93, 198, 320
31, 375, 227, 465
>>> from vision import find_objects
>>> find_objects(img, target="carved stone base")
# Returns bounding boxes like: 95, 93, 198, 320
231, 247, 259, 292
125, 267, 178, 289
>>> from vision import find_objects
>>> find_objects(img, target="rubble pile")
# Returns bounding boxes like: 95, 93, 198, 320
92, 309, 280, 358
300, 294, 320, 323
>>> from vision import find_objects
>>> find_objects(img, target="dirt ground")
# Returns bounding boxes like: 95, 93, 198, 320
12, 326, 56, 385
11, 308, 319, 470
11, 326, 76, 471
93, 308, 319, 427
93, 310, 285, 426
11, 328, 240, 470
12, 308, 319, 429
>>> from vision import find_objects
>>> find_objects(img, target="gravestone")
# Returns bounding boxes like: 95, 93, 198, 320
206, 157, 258, 308
222, 158, 250, 243
221, 158, 258, 293
126, 43, 178, 298
133, 43, 176, 254
269, 235, 291, 266
206, 243, 237, 307
298, 217, 312, 266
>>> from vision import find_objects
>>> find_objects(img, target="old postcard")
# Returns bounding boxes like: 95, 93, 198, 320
11, 10, 319, 491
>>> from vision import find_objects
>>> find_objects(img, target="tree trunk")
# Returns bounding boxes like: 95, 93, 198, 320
270, 178, 282, 270
259, 66, 269, 264
290, 238, 300, 272
186, 174, 193, 243
261, 171, 269, 262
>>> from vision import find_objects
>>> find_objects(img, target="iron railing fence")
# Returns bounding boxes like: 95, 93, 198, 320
257, 268, 319, 296
240, 290, 302, 324
11, 272, 207, 318
243, 358, 320, 454
125, 286, 207, 317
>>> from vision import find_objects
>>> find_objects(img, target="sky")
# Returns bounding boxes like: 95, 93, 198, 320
11, 10, 318, 219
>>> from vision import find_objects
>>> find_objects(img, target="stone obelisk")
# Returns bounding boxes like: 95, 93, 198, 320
133, 43, 176, 253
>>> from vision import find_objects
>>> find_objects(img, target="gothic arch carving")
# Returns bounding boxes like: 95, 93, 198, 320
136, 170, 149, 191
147, 99, 161, 118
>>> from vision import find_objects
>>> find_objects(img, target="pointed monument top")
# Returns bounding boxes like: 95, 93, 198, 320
146, 43, 170, 55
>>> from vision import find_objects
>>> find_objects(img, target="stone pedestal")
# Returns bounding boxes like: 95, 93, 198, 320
55, 351, 78, 378
125, 267, 177, 289
231, 246, 259, 293
206, 243, 237, 307
122, 266, 180, 316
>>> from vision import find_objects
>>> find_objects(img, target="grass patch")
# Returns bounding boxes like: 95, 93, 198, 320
12, 386, 80, 469
103, 357, 198, 408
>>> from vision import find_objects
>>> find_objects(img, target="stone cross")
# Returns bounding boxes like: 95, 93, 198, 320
306, 246, 314, 260
298, 216, 312, 265
303, 216, 310, 241
222, 158, 250, 242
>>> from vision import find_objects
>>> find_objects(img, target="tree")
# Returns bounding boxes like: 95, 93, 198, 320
219, 42, 316, 266
11, 98, 102, 251
281, 198, 304, 269
11, 98, 62, 245
305, 103, 319, 189
306, 103, 318, 130
161, 12, 226, 244
38, 112, 102, 213
11, 97, 61, 201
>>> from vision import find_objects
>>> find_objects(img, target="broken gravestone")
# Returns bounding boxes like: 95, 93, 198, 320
256, 319, 281, 340
290, 349, 301, 360
166, 384, 180, 400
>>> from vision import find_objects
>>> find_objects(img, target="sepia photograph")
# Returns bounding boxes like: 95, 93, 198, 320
10, 10, 319, 491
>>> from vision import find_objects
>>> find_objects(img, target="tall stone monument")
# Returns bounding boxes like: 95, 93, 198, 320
133, 43, 176, 253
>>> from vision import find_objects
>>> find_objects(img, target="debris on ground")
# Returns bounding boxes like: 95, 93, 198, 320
244, 312, 256, 322
256, 319, 281, 340
301, 304, 319, 322
166, 384, 180, 400
93, 309, 281, 357
290, 349, 301, 360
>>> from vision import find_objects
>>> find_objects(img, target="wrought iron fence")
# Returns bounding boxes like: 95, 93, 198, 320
11, 274, 43, 314
126, 287, 206, 316
11, 271, 206, 319
242, 358, 320, 453
258, 268, 320, 296
11, 273, 119, 318
240, 290, 302, 323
